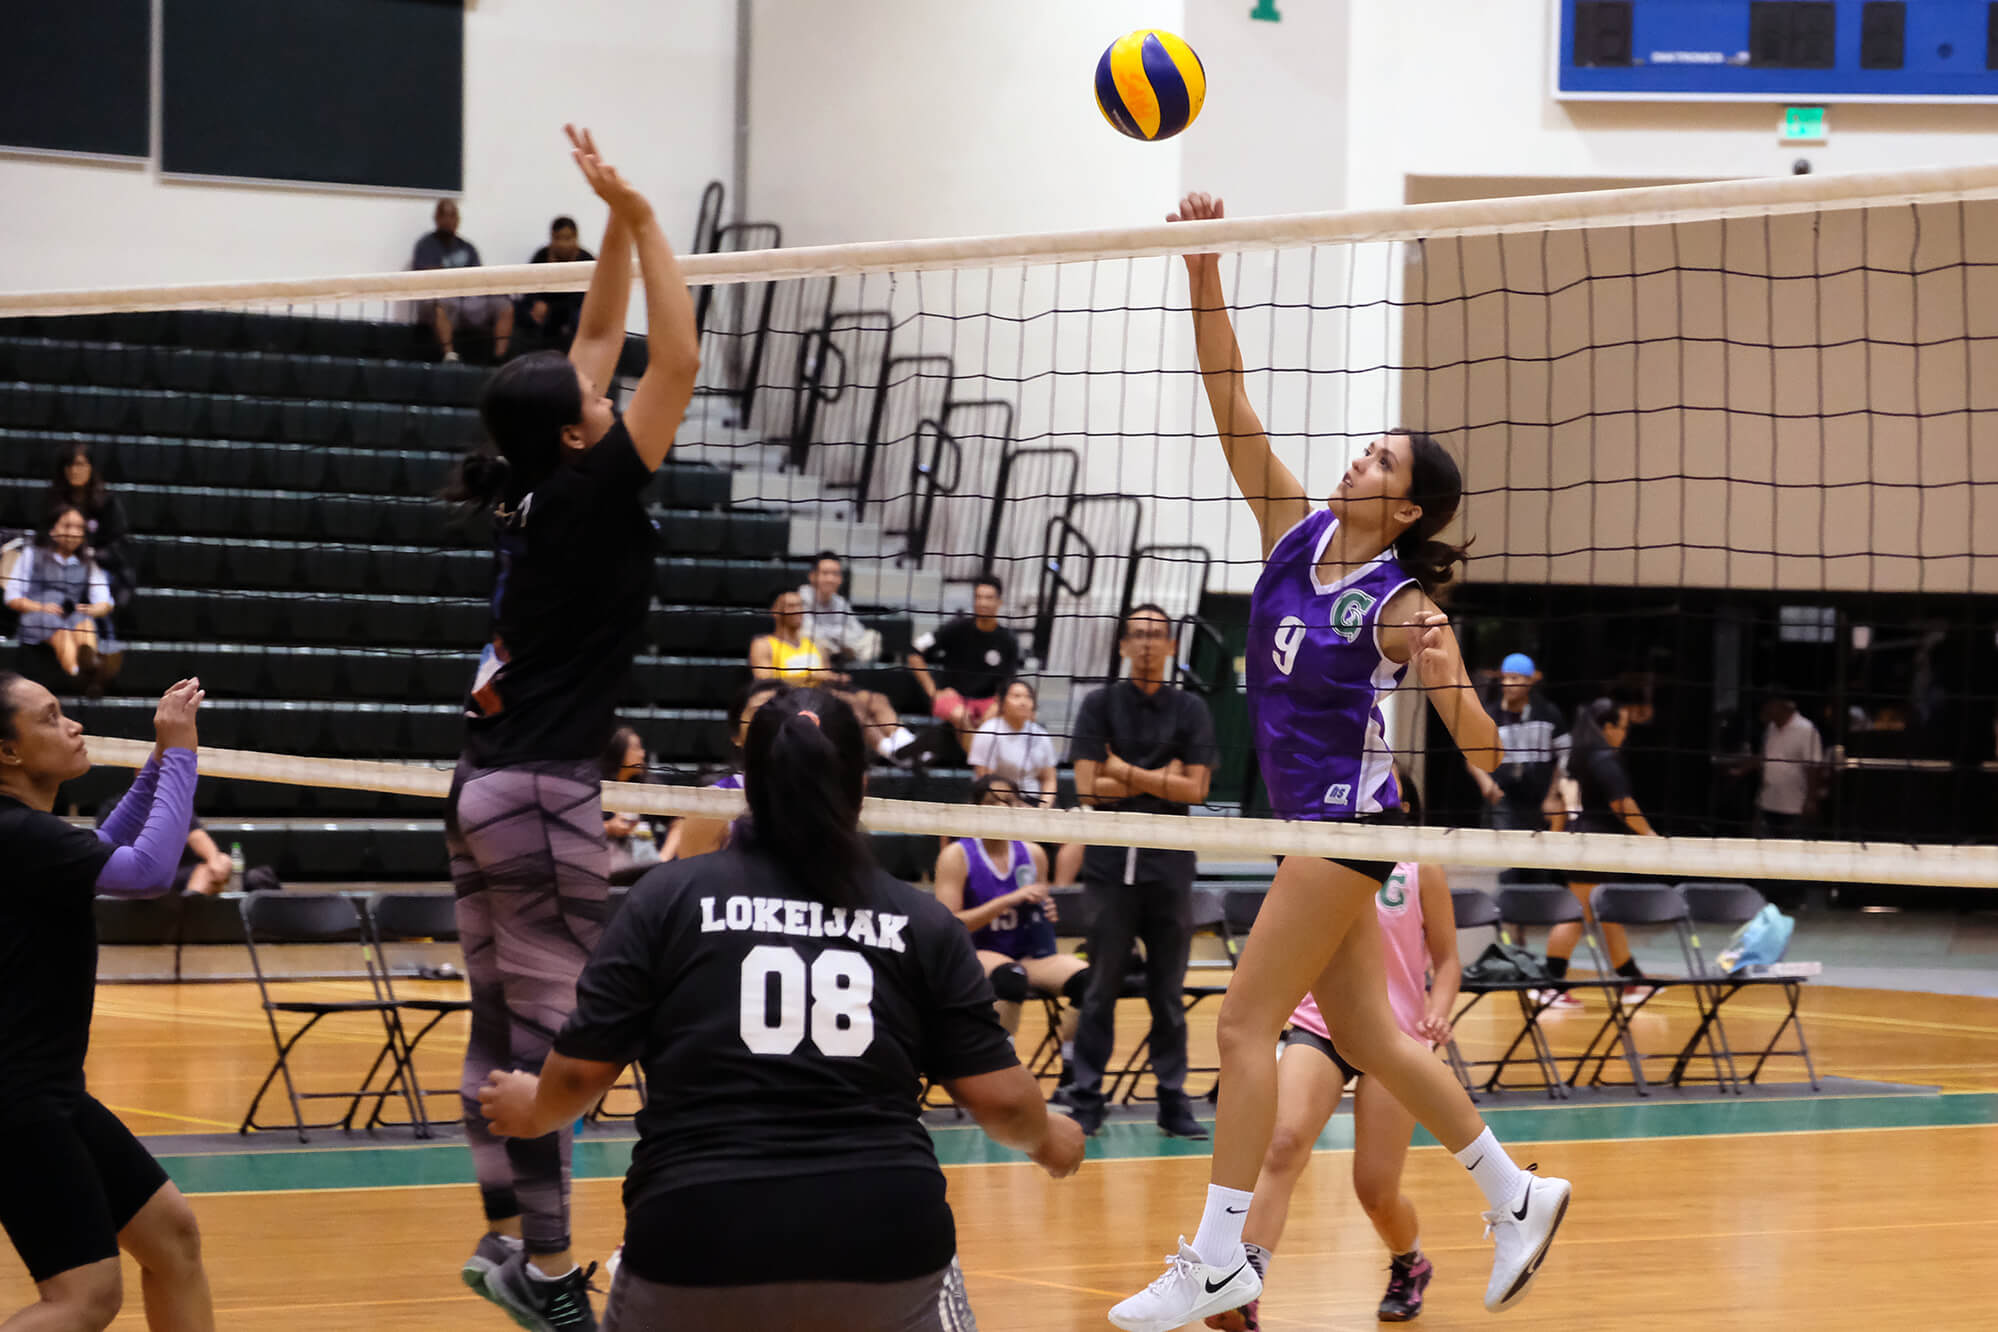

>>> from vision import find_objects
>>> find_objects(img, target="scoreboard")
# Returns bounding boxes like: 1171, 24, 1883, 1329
1555, 0, 1998, 100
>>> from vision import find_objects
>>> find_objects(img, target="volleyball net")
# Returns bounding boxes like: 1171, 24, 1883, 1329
4, 162, 1997, 892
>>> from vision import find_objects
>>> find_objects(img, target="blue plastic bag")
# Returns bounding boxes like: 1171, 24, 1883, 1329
1715, 903, 1795, 975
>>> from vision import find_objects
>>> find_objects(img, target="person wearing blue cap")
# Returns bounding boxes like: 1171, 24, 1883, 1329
1467, 654, 1568, 884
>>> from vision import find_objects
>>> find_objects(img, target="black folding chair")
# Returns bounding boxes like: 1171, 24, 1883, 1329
238, 893, 422, 1141
1473, 886, 1630, 1098
1440, 887, 1503, 1098
1678, 883, 1821, 1091
1586, 884, 1742, 1095
365, 892, 473, 1134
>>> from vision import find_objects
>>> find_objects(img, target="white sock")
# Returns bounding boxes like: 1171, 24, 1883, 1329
494, 1234, 523, 1251
1190, 1184, 1254, 1266
1243, 1241, 1272, 1281
1453, 1127, 1529, 1211
527, 1260, 577, 1282
1060, 1040, 1075, 1062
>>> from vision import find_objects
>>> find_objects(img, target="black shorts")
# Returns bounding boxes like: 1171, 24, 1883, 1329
0, 1094, 171, 1283
1277, 810, 1406, 885
624, 1167, 955, 1287
1279, 1025, 1361, 1084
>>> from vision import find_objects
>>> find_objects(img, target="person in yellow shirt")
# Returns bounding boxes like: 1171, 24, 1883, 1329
750, 590, 912, 763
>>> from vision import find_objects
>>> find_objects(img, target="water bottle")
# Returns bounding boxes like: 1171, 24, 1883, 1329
229, 841, 248, 877
632, 821, 660, 865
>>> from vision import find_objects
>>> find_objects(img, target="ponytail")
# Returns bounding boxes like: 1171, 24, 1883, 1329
1568, 696, 1623, 773
1388, 429, 1470, 595
738, 686, 873, 908
444, 448, 513, 507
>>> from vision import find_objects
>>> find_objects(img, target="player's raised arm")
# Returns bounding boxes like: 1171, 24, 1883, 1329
1171, 191, 1311, 557
564, 124, 699, 472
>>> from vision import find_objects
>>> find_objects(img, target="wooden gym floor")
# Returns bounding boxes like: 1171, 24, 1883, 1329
4, 974, 1997, 1328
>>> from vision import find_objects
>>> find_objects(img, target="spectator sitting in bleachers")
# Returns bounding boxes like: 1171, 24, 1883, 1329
599, 725, 664, 879
516, 215, 595, 352
663, 678, 782, 862
932, 776, 1088, 1087
411, 199, 514, 363
45, 443, 132, 609
908, 575, 1022, 761
6, 507, 118, 694
968, 679, 1058, 808
750, 590, 914, 766
798, 551, 881, 667
175, 816, 236, 896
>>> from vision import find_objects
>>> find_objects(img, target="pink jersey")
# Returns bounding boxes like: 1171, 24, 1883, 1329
1288, 862, 1431, 1046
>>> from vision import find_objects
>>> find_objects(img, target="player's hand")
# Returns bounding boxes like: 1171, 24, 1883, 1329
478, 1069, 544, 1138
1412, 612, 1456, 692
1012, 882, 1052, 909
604, 814, 640, 839
1032, 1111, 1088, 1179
1416, 1013, 1454, 1045
153, 678, 204, 752
206, 851, 234, 882
1167, 191, 1224, 262
1041, 894, 1059, 923
565, 125, 654, 225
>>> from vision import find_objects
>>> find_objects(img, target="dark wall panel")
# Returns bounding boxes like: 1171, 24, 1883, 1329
162, 0, 462, 191
0, 2, 151, 158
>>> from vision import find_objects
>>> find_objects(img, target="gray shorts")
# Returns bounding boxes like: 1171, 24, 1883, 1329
603, 1256, 977, 1332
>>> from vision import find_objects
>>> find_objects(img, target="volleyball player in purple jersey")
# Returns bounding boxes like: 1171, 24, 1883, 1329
1108, 194, 1570, 1332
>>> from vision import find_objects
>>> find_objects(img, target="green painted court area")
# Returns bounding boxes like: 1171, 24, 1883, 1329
150, 1090, 1998, 1197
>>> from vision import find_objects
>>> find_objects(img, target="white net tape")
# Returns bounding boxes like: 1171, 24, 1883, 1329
83, 738, 1998, 888
10, 162, 1998, 316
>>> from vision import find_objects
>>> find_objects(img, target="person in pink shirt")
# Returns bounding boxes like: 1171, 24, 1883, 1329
1208, 861, 1461, 1330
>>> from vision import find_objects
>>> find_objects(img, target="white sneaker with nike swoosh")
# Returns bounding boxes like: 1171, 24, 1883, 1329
1481, 1173, 1572, 1311
1109, 1238, 1262, 1332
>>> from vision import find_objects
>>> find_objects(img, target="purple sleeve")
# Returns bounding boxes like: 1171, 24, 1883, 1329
95, 754, 162, 849
95, 749, 199, 899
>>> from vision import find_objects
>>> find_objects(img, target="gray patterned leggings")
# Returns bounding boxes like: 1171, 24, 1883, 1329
446, 757, 611, 1255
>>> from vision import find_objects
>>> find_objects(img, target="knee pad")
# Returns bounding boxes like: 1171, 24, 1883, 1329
1062, 966, 1093, 1005
989, 961, 1029, 1003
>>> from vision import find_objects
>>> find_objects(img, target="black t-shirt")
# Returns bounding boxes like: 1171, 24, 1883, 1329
1572, 742, 1634, 833
0, 796, 113, 1098
554, 842, 1017, 1209
917, 617, 1021, 701
1071, 680, 1219, 884
463, 420, 657, 766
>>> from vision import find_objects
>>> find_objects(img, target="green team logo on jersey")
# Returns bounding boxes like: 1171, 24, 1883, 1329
1378, 867, 1409, 909
1330, 588, 1377, 643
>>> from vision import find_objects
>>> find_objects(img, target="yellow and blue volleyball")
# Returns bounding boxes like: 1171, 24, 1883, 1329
1095, 30, 1206, 142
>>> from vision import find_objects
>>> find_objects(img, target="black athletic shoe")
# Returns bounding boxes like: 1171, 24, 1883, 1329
1378, 1253, 1433, 1321
1065, 1095, 1106, 1136
487, 1250, 599, 1332
1157, 1091, 1209, 1140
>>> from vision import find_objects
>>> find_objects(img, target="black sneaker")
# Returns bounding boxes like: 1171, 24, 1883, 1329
1378, 1252, 1433, 1322
1065, 1094, 1106, 1136
487, 1250, 599, 1331
1157, 1091, 1209, 1140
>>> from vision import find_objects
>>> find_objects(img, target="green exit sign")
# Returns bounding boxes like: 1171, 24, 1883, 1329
1781, 106, 1828, 144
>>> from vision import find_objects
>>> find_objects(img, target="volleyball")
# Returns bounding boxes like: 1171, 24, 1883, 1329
1094, 29, 1206, 142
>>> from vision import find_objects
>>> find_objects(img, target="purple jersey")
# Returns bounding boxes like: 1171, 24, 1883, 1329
957, 838, 1054, 959
1247, 509, 1415, 821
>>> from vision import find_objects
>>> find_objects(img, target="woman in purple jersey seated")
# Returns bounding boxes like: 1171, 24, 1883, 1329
932, 776, 1090, 1086
1106, 194, 1570, 1332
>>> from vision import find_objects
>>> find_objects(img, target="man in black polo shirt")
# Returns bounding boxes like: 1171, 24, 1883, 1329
907, 576, 1022, 759
1063, 603, 1216, 1139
